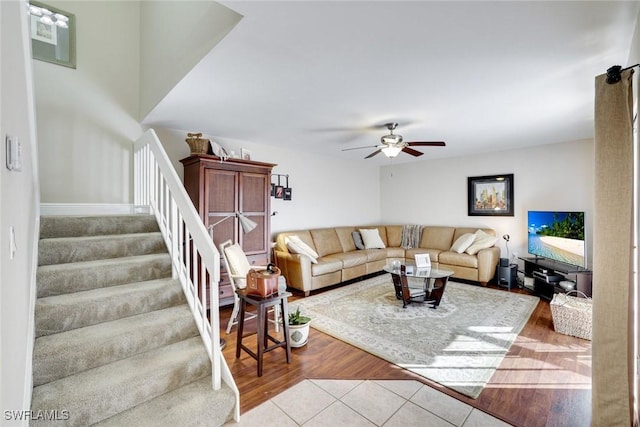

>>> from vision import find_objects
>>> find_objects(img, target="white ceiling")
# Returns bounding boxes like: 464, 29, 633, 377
143, 1, 640, 165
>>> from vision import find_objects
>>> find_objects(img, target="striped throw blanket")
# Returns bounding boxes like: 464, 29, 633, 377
401, 224, 424, 249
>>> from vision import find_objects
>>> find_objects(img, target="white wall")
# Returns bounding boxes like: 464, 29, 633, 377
139, 1, 241, 119
381, 140, 594, 267
1, 0, 40, 421
35, 1, 142, 204
153, 127, 382, 238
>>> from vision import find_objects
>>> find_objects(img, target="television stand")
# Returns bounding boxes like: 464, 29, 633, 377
519, 257, 592, 300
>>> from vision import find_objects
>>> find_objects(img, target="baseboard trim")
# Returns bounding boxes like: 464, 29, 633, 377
40, 203, 143, 216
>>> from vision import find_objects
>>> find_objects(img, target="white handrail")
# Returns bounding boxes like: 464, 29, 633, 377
133, 129, 240, 422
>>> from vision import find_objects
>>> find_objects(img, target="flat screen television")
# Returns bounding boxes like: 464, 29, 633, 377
527, 211, 586, 268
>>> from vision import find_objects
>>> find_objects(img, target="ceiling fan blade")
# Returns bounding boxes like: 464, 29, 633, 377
342, 145, 379, 152
365, 149, 382, 159
406, 141, 446, 147
402, 147, 424, 157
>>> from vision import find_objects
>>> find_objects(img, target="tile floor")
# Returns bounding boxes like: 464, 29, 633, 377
225, 379, 512, 426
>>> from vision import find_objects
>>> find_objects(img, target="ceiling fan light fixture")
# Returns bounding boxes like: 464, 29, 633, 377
381, 134, 402, 144
381, 145, 402, 158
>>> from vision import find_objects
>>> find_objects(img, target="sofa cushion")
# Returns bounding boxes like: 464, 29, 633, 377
326, 251, 368, 268
450, 233, 476, 254
420, 227, 456, 251
334, 227, 358, 252
359, 228, 386, 249
310, 228, 344, 257
383, 247, 405, 258
406, 248, 442, 262
311, 257, 343, 276
465, 229, 498, 255
439, 251, 478, 268
385, 226, 402, 247
363, 249, 387, 262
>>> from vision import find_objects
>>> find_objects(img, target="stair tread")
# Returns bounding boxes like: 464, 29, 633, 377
36, 253, 172, 297
38, 232, 167, 266
31, 337, 210, 427
40, 231, 162, 242
35, 277, 186, 336
37, 253, 171, 274
40, 214, 160, 239
93, 377, 235, 427
33, 304, 198, 386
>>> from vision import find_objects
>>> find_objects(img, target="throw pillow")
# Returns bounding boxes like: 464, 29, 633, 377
359, 228, 386, 249
285, 236, 319, 263
465, 229, 498, 255
450, 233, 476, 254
287, 235, 319, 258
352, 231, 365, 250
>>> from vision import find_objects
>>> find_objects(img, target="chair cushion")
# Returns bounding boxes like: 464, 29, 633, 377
225, 243, 252, 276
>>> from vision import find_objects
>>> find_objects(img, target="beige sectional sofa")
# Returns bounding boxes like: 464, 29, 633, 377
274, 225, 501, 296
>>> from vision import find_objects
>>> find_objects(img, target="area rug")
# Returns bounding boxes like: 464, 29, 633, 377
293, 274, 539, 398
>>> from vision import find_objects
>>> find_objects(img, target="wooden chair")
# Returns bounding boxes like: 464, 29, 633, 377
220, 240, 280, 334
391, 265, 427, 308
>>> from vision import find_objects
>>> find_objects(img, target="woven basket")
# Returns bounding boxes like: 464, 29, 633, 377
185, 132, 210, 154
550, 290, 592, 340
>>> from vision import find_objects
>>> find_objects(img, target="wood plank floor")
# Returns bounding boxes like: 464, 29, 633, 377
220, 281, 591, 427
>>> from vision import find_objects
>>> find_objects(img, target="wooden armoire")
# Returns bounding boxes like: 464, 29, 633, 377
181, 154, 276, 307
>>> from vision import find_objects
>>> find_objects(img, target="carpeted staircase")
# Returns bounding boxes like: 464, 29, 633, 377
31, 214, 235, 426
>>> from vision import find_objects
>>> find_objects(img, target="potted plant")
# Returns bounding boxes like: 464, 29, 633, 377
288, 307, 311, 348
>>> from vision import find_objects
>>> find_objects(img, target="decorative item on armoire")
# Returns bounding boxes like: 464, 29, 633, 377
185, 132, 211, 155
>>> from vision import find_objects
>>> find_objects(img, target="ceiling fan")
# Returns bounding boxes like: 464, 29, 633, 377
342, 122, 446, 159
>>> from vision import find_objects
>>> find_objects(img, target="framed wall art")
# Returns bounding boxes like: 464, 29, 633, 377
467, 174, 514, 216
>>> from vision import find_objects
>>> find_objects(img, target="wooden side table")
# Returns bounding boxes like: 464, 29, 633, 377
236, 290, 292, 376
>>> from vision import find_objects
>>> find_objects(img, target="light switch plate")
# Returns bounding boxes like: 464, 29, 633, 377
5, 134, 22, 171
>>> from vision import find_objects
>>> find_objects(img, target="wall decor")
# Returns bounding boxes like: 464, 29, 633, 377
467, 174, 514, 216
241, 148, 251, 160
29, 1, 76, 68
275, 185, 284, 199
283, 175, 292, 200
271, 174, 291, 200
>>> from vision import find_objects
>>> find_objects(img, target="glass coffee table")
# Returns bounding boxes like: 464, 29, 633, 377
383, 262, 454, 309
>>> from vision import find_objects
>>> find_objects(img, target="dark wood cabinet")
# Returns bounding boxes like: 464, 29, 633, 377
520, 257, 592, 300
181, 154, 276, 307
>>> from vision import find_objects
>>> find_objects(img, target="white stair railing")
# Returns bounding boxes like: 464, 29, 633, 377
133, 129, 240, 422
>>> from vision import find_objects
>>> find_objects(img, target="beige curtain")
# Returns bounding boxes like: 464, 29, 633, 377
593, 68, 635, 426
